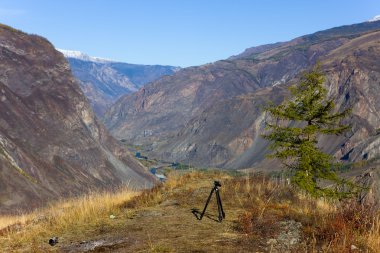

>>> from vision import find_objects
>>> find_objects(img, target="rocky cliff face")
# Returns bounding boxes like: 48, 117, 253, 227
0, 24, 155, 214
104, 20, 380, 170
356, 167, 380, 208
322, 31, 380, 162
64, 54, 179, 116
174, 30, 380, 169
154, 87, 287, 168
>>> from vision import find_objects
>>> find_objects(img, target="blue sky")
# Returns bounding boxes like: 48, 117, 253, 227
1, 0, 379, 67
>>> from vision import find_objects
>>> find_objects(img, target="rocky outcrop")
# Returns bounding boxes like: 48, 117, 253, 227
0, 24, 155, 214
356, 168, 380, 208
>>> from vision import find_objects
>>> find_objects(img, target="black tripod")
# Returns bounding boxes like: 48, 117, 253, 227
196, 181, 225, 222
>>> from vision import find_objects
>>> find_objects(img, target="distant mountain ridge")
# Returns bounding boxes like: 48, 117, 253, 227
104, 20, 380, 170
59, 49, 180, 116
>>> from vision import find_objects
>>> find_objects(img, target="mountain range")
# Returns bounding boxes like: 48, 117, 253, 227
104, 20, 380, 170
0, 24, 155, 213
59, 49, 179, 116
2, 18, 380, 213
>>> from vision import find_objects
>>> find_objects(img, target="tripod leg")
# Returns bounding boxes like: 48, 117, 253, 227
216, 193, 223, 222
216, 189, 225, 221
199, 187, 215, 220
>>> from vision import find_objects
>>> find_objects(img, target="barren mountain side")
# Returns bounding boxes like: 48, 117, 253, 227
157, 31, 380, 169
154, 86, 288, 168
105, 33, 347, 144
104, 21, 380, 170
0, 24, 155, 213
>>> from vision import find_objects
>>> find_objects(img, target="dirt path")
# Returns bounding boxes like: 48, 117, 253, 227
61, 207, 261, 252
59, 175, 264, 252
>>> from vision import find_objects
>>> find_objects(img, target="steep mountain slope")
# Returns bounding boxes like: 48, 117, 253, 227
104, 20, 380, 169
155, 86, 288, 168
160, 31, 380, 169
0, 24, 155, 214
60, 50, 179, 116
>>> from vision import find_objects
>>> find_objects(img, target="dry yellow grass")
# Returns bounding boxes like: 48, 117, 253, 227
367, 215, 380, 251
121, 171, 380, 252
0, 214, 31, 230
0, 186, 139, 251
0, 170, 379, 252
225, 173, 380, 252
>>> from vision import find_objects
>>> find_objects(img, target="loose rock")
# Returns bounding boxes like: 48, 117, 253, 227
49, 237, 59, 246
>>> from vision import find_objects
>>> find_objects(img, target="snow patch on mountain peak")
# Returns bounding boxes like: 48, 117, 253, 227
368, 15, 380, 22
57, 49, 115, 63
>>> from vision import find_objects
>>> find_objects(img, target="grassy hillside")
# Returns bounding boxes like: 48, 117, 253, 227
0, 170, 379, 252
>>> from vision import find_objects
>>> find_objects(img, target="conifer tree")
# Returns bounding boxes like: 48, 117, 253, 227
264, 66, 357, 198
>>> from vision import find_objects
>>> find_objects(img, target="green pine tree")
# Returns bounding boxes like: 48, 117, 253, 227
263, 65, 358, 198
